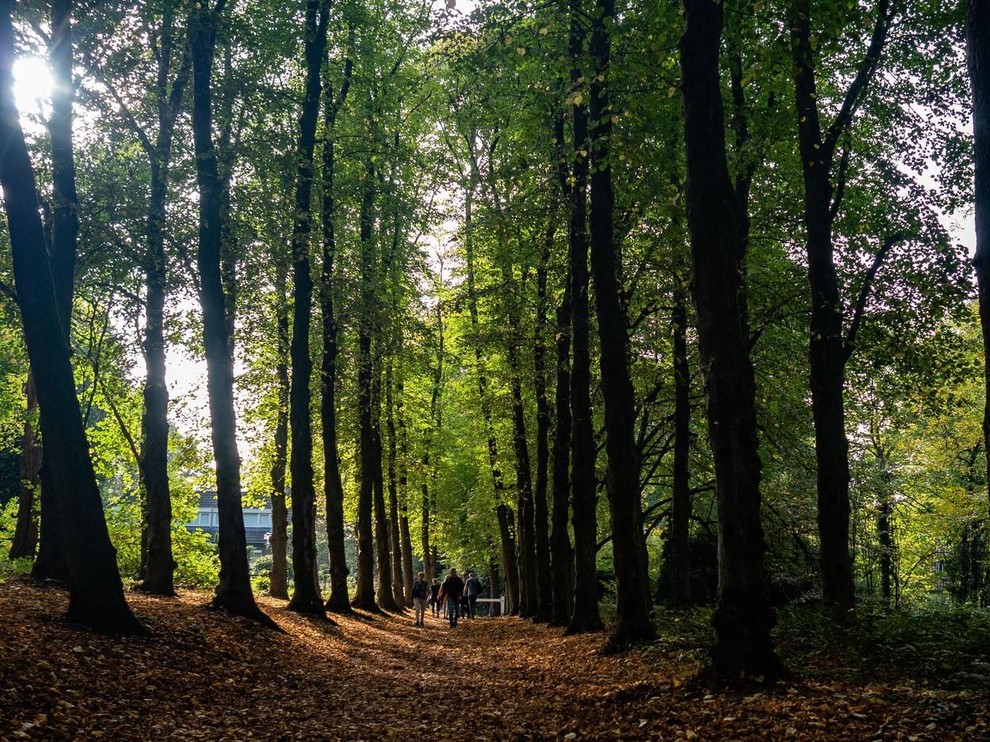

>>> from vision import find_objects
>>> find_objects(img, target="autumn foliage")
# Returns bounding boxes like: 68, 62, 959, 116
0, 581, 987, 740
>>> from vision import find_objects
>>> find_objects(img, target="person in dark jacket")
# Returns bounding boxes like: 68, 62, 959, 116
411, 571, 429, 626
428, 577, 441, 617
464, 572, 483, 618
439, 568, 465, 628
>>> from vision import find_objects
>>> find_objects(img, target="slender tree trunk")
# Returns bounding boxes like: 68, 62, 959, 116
667, 282, 692, 607
0, 0, 142, 634
320, 49, 353, 614
285, 0, 330, 618
588, 0, 655, 651
680, 0, 778, 679
268, 260, 289, 599
969, 0, 990, 510
373, 419, 399, 610
386, 364, 406, 607
507, 317, 537, 618
421, 301, 443, 582
137, 2, 189, 597
10, 371, 39, 559
550, 110, 575, 627
33, 0, 79, 585
567, 0, 602, 635
189, 0, 274, 628
533, 239, 554, 622
397, 381, 414, 603
877, 491, 893, 609
353, 157, 379, 611
462, 175, 519, 612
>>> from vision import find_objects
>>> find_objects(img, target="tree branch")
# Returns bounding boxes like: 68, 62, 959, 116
844, 232, 905, 357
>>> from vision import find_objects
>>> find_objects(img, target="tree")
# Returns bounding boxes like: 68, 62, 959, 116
0, 0, 142, 635
679, 0, 779, 680
286, 0, 331, 618
188, 0, 274, 627
969, 0, 990, 507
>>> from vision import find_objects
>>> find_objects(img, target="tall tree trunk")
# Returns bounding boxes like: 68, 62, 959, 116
463, 176, 519, 613
679, 0, 778, 679
969, 0, 990, 511
550, 110, 575, 627
421, 300, 444, 582
588, 0, 655, 651
9, 371, 39, 559
567, 0, 602, 635
138, 0, 189, 597
373, 419, 400, 611
33, 0, 79, 585
189, 0, 274, 628
666, 281, 692, 607
268, 258, 289, 600
788, 0, 896, 621
386, 364, 406, 607
533, 237, 554, 622
507, 312, 537, 619
0, 0, 142, 634
320, 47, 353, 614
352, 157, 379, 611
397, 380, 414, 603
286, 0, 330, 618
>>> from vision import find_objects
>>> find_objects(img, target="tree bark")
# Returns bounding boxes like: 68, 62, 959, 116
188, 0, 274, 628
680, 0, 778, 679
788, 0, 896, 620
9, 371, 39, 559
969, 0, 990, 512
397, 380, 414, 603
268, 259, 289, 599
666, 282, 692, 607
588, 0, 655, 651
286, 0, 331, 618
320, 46, 353, 614
567, 0, 602, 635
386, 364, 406, 607
533, 238, 554, 622
137, 0, 189, 597
0, 0, 142, 634
352, 157, 379, 611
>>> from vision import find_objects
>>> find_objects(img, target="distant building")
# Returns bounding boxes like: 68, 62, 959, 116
187, 491, 283, 552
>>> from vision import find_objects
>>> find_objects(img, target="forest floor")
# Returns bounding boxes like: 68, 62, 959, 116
0, 581, 988, 740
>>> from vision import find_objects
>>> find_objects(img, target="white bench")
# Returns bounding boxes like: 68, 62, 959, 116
474, 597, 506, 616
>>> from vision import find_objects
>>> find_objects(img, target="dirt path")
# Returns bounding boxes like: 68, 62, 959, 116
0, 583, 985, 740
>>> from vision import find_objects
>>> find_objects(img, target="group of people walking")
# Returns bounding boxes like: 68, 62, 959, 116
411, 568, 483, 628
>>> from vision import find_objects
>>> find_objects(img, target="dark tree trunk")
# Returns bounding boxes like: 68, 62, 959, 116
138, 0, 189, 598
680, 0, 778, 679
507, 318, 537, 618
352, 158, 378, 611
588, 0, 655, 651
567, 0, 602, 635
397, 381, 414, 603
788, 0, 896, 620
550, 288, 574, 626
497, 503, 519, 615
421, 302, 443, 583
189, 1, 274, 628
286, 0, 331, 618
33, 0, 79, 585
386, 365, 406, 607
269, 260, 289, 599
667, 283, 692, 607
533, 239, 554, 622
0, 0, 142, 634
550, 111, 575, 627
373, 421, 400, 611
10, 371, 39, 559
877, 491, 893, 608
969, 0, 990, 509
319, 49, 353, 614
463, 176, 519, 613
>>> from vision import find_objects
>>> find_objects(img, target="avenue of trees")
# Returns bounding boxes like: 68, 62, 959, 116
0, 0, 988, 680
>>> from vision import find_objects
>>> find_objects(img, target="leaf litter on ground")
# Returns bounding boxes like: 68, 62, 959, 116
0, 581, 986, 740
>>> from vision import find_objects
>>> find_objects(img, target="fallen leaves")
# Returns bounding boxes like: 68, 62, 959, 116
0, 581, 986, 739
